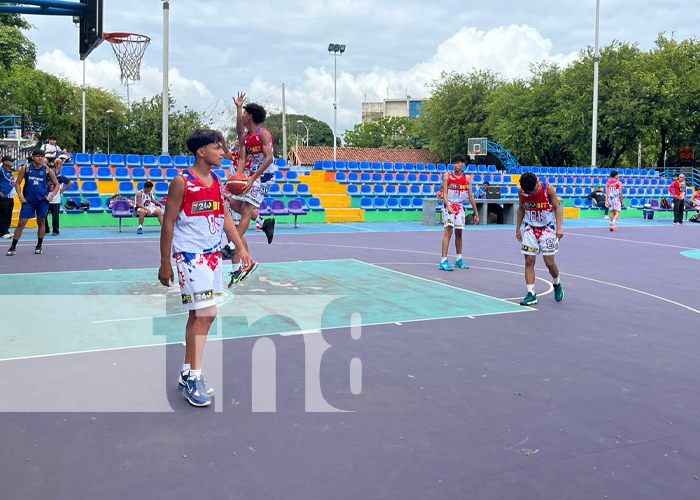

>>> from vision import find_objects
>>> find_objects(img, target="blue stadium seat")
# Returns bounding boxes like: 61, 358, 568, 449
282, 184, 296, 196
314, 161, 323, 170
565, 187, 574, 196
118, 182, 135, 196
437, 164, 447, 173
429, 174, 441, 184
426, 163, 437, 172
395, 173, 407, 184
416, 163, 426, 172
557, 176, 566, 185
447, 164, 455, 172
397, 185, 409, 196
407, 173, 418, 184
492, 175, 502, 184
126, 154, 141, 167
96, 167, 113, 180
466, 165, 477, 174
360, 185, 372, 196
347, 172, 360, 184
132, 168, 147, 181
360, 198, 375, 211
114, 167, 130, 181
360, 173, 371, 183
148, 169, 165, 181
473, 174, 482, 184
556, 186, 565, 196
371, 162, 382, 172
574, 199, 584, 209
359, 161, 371, 172
487, 165, 497, 174
503, 175, 512, 184
374, 197, 388, 210
173, 156, 188, 168
400, 198, 414, 210
74, 153, 91, 166
308, 197, 324, 211
213, 169, 226, 179
421, 185, 433, 196
92, 153, 109, 167
286, 171, 300, 183
345, 161, 358, 171
268, 184, 282, 195
142, 155, 158, 168
418, 173, 429, 184
274, 171, 285, 182
384, 173, 395, 184
404, 163, 415, 172
372, 173, 383, 183
80, 181, 99, 196
374, 185, 386, 196
296, 184, 311, 197
78, 167, 95, 180
409, 185, 421, 196
385, 185, 398, 196
293, 197, 309, 210
347, 185, 360, 197
412, 198, 423, 209
109, 154, 125, 167
387, 197, 400, 210
157, 155, 172, 168
135, 182, 145, 192
574, 187, 584, 196
86, 197, 104, 213
382, 162, 393, 172
155, 182, 169, 197
393, 163, 405, 172
335, 172, 348, 184
334, 161, 347, 171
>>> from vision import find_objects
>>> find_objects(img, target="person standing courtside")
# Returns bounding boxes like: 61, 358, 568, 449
668, 173, 687, 226
45, 158, 74, 236
6, 149, 60, 256
0, 156, 17, 238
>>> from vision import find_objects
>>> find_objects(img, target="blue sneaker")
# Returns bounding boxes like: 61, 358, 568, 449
454, 259, 469, 269
136, 226, 143, 235
439, 261, 454, 271
177, 371, 213, 395
183, 375, 211, 407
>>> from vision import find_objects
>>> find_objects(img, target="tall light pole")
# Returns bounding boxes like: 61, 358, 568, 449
297, 119, 310, 144
162, 0, 170, 155
106, 109, 113, 155
591, 0, 600, 168
328, 43, 346, 163
295, 120, 301, 166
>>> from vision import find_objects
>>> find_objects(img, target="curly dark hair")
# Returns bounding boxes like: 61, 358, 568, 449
519, 172, 538, 193
186, 129, 222, 155
243, 103, 266, 124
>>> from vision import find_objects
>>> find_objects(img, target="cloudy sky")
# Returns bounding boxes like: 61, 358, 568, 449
24, 0, 700, 134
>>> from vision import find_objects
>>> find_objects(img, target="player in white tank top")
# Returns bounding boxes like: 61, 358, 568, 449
135, 181, 164, 234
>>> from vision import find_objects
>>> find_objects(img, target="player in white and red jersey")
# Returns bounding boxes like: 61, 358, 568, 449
515, 172, 564, 306
605, 170, 624, 232
159, 129, 252, 407
439, 154, 479, 271
226, 93, 276, 286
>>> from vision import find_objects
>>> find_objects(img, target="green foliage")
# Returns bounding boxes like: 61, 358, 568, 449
0, 12, 36, 69
343, 116, 428, 149
262, 113, 335, 154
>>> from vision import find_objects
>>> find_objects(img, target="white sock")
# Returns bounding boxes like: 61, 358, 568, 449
456, 254, 462, 261
138, 224, 143, 228
553, 277, 561, 285
527, 284, 535, 294
255, 215, 264, 225
232, 262, 241, 272
181, 363, 190, 374
441, 257, 447, 263
189, 369, 201, 379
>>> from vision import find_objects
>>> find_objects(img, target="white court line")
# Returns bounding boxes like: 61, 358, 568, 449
284, 242, 699, 315
72, 280, 145, 285
566, 231, 698, 250
333, 223, 377, 232
370, 262, 554, 299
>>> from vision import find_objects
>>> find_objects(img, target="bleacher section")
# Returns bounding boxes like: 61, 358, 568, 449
9, 155, 697, 228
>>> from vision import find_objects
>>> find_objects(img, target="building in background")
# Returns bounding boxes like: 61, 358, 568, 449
361, 97, 426, 123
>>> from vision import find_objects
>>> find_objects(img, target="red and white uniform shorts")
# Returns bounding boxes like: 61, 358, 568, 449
231, 174, 274, 208
442, 203, 466, 229
174, 251, 225, 311
609, 198, 621, 211
521, 224, 559, 256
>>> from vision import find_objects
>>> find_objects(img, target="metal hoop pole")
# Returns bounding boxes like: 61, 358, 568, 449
162, 0, 170, 155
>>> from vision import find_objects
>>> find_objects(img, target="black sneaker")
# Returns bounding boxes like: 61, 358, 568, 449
34, 245, 43, 255
221, 245, 235, 261
52, 231, 59, 236
261, 218, 275, 244
228, 269, 241, 288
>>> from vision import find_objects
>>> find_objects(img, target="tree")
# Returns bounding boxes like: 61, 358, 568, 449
343, 116, 428, 149
231, 113, 334, 155
0, 12, 36, 70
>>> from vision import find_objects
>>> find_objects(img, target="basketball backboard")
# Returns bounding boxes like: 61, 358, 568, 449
79, 0, 103, 60
468, 137, 488, 160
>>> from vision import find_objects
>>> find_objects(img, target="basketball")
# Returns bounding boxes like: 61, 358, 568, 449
226, 173, 248, 196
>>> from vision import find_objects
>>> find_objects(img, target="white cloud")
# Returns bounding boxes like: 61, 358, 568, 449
37, 49, 215, 110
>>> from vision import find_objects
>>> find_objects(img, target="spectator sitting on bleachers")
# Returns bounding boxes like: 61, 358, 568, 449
41, 136, 68, 160
691, 190, 700, 212
586, 185, 609, 218
135, 181, 163, 234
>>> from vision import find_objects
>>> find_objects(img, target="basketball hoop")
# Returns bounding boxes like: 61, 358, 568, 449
103, 32, 151, 84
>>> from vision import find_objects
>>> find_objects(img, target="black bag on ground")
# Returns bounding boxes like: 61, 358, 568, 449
689, 213, 700, 223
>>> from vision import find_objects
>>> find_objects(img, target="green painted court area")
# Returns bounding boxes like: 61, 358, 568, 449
0, 259, 527, 361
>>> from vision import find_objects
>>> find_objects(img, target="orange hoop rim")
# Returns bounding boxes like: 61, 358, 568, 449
103, 32, 151, 44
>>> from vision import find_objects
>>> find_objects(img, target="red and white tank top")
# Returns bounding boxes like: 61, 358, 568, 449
138, 189, 154, 206
521, 180, 555, 227
445, 173, 469, 204
606, 179, 622, 201
172, 169, 225, 255
244, 126, 276, 176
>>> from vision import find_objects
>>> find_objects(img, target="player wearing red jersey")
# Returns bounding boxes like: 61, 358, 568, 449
439, 155, 479, 271
159, 129, 252, 407
605, 170, 624, 231
515, 172, 564, 306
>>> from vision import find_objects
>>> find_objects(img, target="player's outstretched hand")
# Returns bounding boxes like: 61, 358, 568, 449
242, 176, 256, 194
515, 227, 523, 242
234, 92, 246, 107
158, 263, 174, 287
556, 228, 564, 240
238, 248, 253, 272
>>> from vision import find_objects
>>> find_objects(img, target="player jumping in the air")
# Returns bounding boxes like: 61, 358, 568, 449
515, 172, 564, 306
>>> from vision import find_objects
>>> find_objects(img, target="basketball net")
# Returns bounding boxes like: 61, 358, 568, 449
103, 32, 151, 106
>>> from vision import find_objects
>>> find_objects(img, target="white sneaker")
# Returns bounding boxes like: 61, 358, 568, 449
0, 233, 11, 239
603, 215, 609, 219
